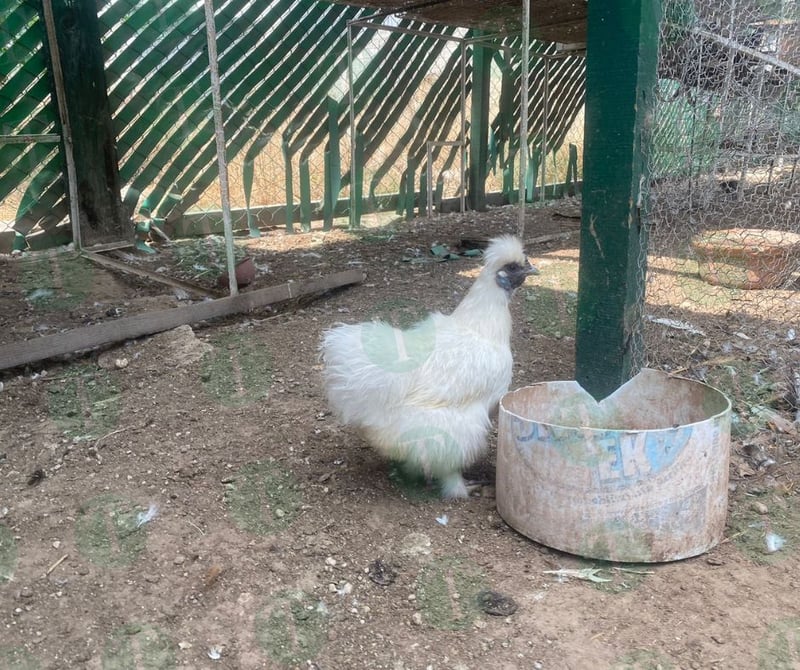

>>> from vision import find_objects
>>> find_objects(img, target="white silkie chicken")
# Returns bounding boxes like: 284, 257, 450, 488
321, 235, 537, 498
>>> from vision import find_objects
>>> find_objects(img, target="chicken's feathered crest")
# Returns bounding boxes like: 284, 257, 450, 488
481, 235, 528, 270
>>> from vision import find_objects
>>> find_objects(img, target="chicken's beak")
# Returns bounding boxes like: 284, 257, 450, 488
525, 260, 539, 276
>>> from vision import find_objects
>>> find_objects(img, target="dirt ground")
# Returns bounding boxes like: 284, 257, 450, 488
1, 203, 800, 670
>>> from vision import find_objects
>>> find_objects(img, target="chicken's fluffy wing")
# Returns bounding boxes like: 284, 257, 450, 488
403, 318, 513, 411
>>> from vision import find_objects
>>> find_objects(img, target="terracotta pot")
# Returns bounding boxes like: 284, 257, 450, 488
217, 256, 256, 289
690, 228, 800, 290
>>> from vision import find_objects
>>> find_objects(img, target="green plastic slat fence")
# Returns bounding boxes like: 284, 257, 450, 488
2, 0, 588, 245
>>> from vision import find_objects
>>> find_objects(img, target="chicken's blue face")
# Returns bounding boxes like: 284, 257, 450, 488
495, 259, 538, 293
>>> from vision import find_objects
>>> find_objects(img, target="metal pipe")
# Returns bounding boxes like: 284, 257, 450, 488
349, 19, 461, 42
691, 26, 800, 79
703, 1, 738, 203
541, 56, 549, 204
426, 142, 434, 216
424, 140, 464, 216
41, 0, 82, 250
459, 38, 467, 213
350, 0, 453, 26
0, 134, 60, 145
347, 20, 357, 228
203, 0, 237, 297
518, 0, 530, 237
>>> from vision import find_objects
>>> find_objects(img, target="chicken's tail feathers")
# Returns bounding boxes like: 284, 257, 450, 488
321, 321, 417, 424
317, 321, 349, 362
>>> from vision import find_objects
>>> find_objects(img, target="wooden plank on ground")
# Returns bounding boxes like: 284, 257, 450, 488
82, 250, 219, 298
0, 269, 365, 371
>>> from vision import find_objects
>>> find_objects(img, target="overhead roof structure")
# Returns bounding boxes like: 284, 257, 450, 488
332, 0, 588, 43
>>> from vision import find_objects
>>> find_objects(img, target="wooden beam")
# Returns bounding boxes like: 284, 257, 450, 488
692, 26, 800, 79
42, 0, 126, 243
574, 0, 660, 400
468, 32, 492, 211
82, 251, 220, 299
0, 270, 365, 371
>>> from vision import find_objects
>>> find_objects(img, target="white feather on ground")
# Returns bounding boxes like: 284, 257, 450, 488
321, 235, 536, 498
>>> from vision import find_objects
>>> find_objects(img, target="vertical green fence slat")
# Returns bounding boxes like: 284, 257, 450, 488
243, 134, 269, 237
282, 136, 294, 233
566, 143, 579, 196
405, 157, 417, 220
351, 131, 364, 229
322, 97, 341, 231
299, 158, 312, 232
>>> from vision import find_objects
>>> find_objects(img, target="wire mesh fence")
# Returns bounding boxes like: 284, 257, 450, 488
348, 19, 467, 223
641, 0, 799, 411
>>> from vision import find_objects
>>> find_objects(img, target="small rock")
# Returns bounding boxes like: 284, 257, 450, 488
411, 612, 423, 626
706, 557, 724, 566
325, 556, 337, 567
274, 509, 285, 519
174, 555, 186, 566
19, 587, 34, 599
400, 532, 432, 556
751, 501, 769, 515
114, 358, 129, 369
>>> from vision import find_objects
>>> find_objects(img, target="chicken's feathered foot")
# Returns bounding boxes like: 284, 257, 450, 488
441, 473, 469, 499
441, 475, 492, 499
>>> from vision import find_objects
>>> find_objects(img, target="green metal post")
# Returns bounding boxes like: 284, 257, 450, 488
468, 35, 491, 211
43, 0, 126, 242
574, 0, 661, 399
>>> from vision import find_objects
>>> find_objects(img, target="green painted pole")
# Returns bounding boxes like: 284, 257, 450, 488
574, 0, 661, 400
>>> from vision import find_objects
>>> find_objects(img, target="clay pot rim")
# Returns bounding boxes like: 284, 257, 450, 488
691, 228, 800, 259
